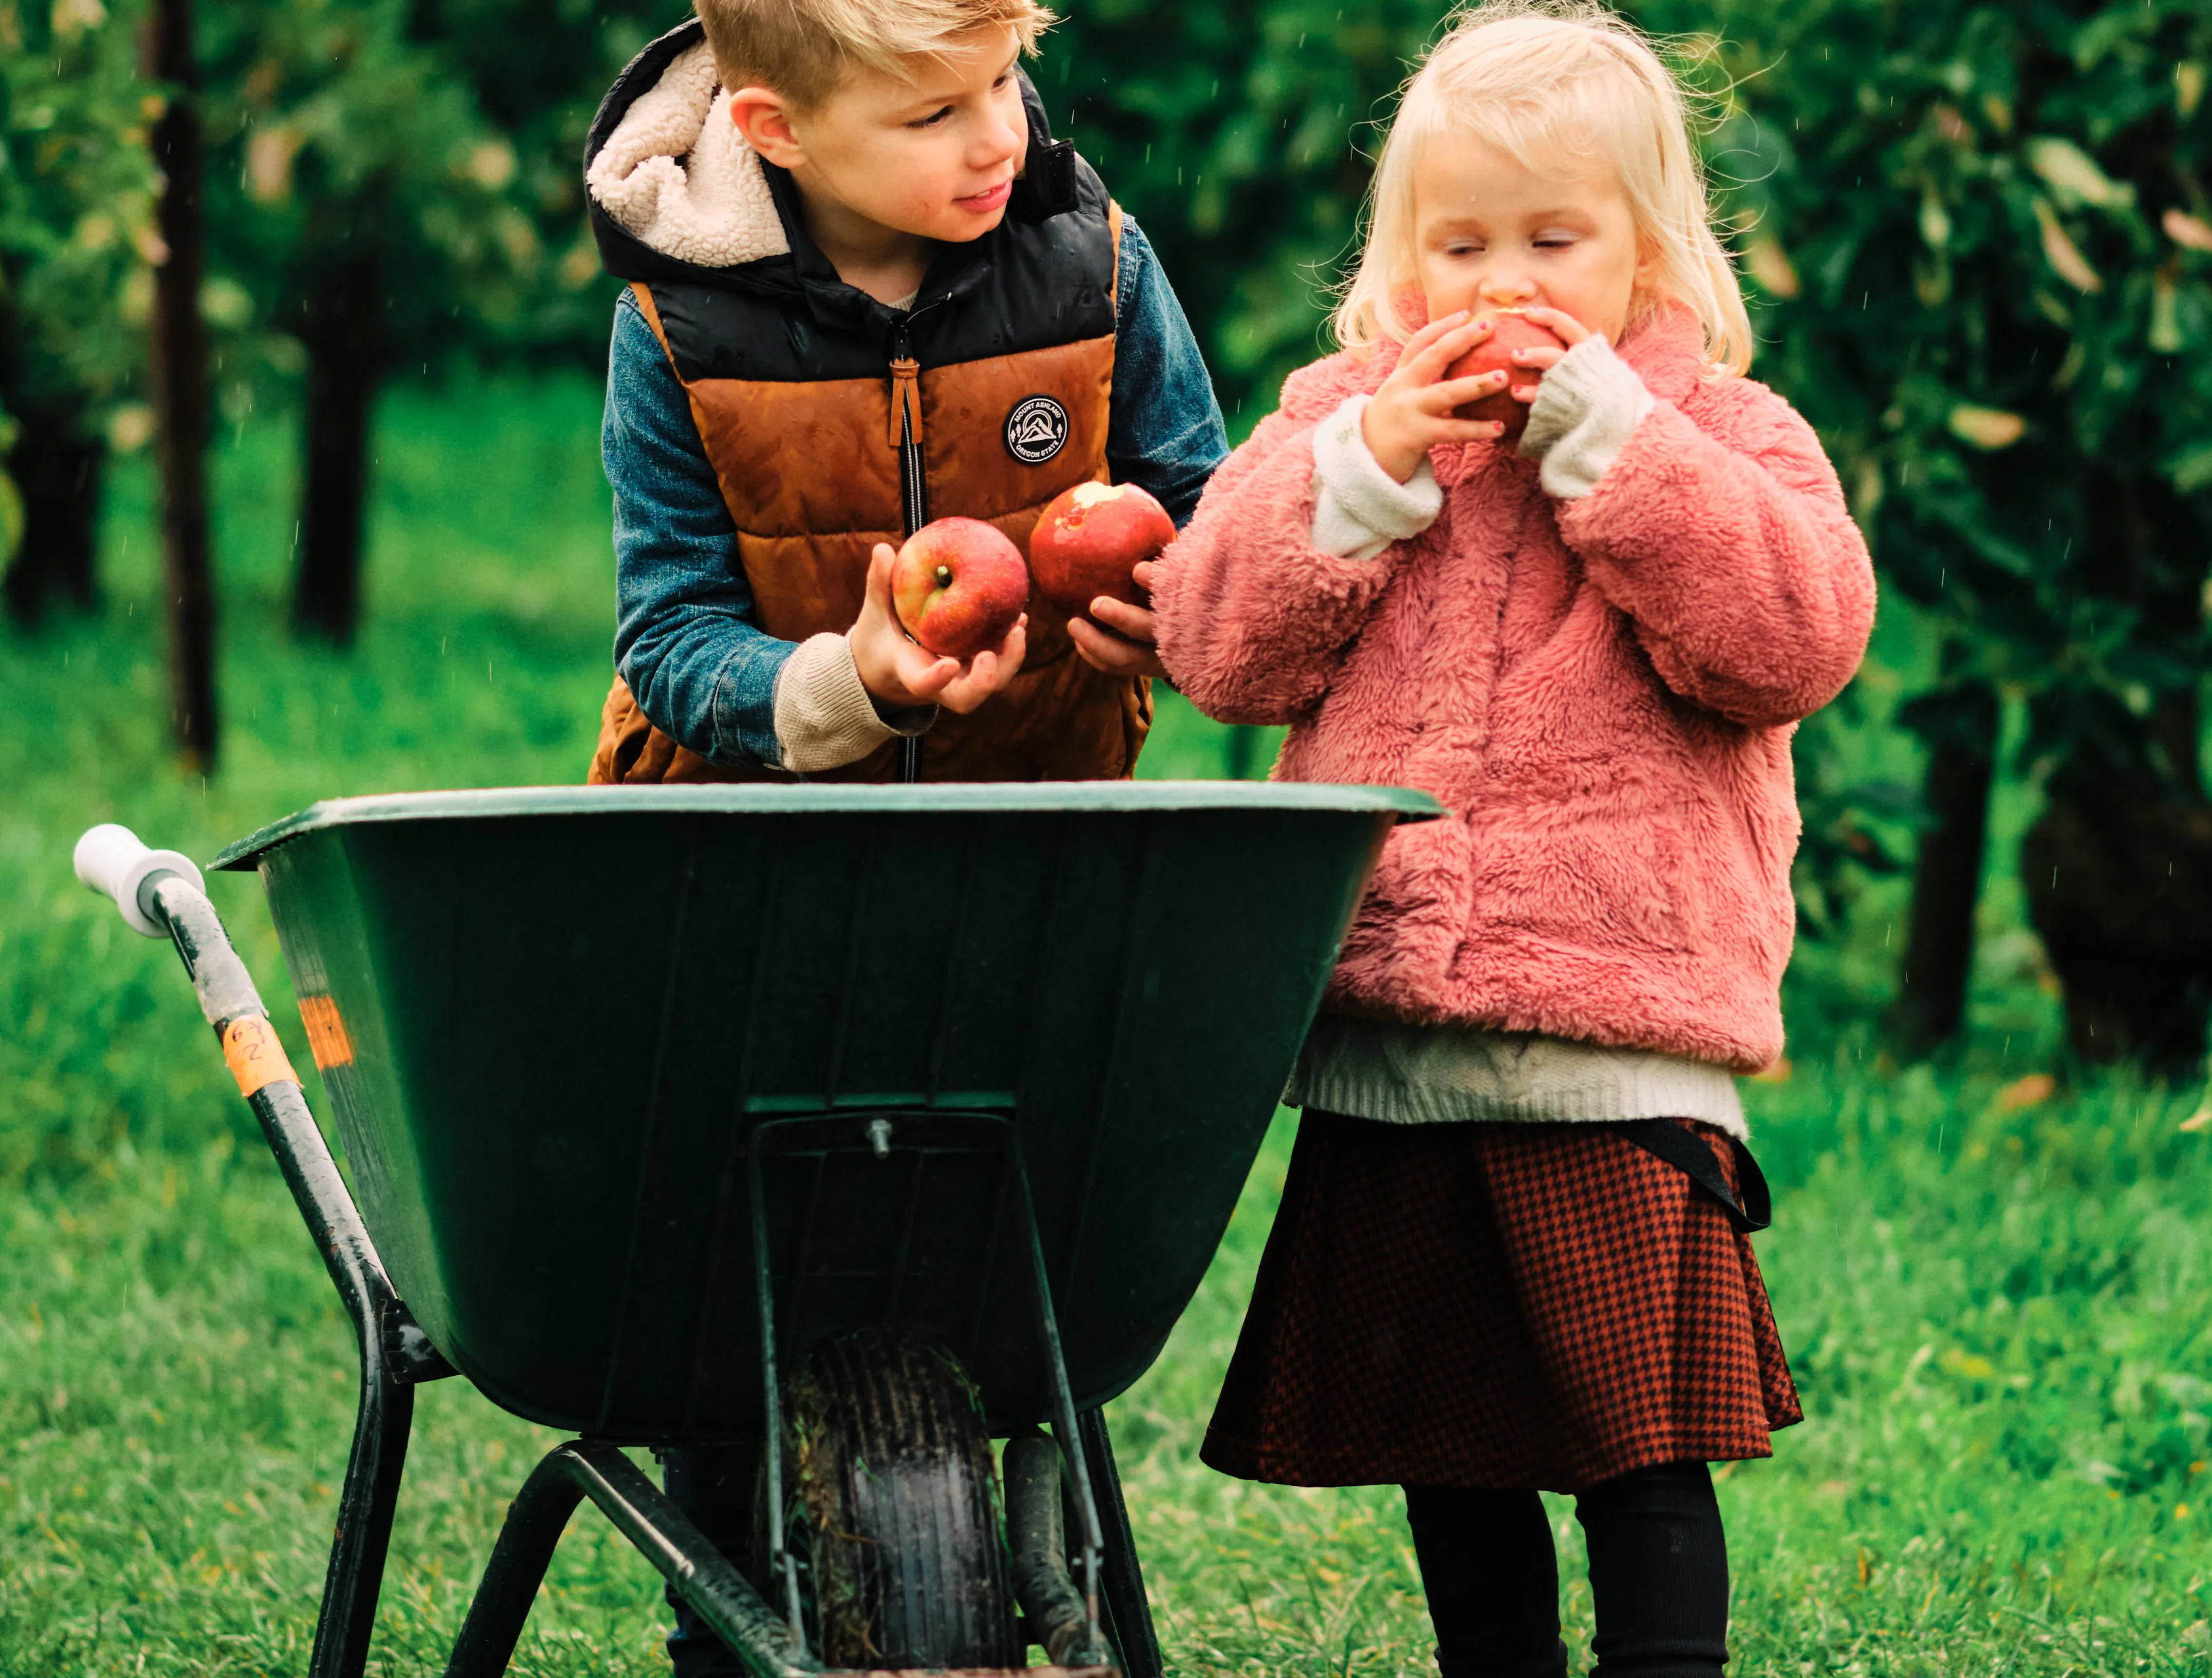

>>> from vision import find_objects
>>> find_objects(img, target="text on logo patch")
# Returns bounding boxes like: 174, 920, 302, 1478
1004, 395, 1070, 465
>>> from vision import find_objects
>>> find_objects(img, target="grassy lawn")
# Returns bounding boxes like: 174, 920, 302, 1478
2, 375, 2209, 1675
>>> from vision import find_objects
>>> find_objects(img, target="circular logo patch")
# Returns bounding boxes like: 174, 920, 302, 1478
1004, 395, 1071, 465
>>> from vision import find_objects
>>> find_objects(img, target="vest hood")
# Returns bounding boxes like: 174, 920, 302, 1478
584, 18, 1082, 295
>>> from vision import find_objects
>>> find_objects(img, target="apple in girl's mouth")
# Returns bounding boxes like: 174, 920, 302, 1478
1446, 309, 1565, 440
1028, 480, 1176, 625
891, 518, 1030, 659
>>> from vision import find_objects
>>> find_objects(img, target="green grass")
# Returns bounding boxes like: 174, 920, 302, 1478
3, 376, 2209, 1674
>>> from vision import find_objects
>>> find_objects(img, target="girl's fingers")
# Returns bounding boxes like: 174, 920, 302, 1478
1408, 313, 1496, 379
1511, 345, 1568, 372
1420, 370, 1513, 410
1433, 417, 1510, 444
1520, 305, 1591, 345
1509, 381, 1545, 406
1401, 310, 1473, 357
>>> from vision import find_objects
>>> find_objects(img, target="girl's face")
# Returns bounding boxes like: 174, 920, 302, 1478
1410, 133, 1657, 343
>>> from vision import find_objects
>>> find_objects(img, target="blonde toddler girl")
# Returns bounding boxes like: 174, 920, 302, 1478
1153, 4, 1877, 1672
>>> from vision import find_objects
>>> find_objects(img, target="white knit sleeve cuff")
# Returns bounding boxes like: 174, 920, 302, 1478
1309, 394, 1444, 559
1517, 334, 1658, 499
772, 632, 934, 773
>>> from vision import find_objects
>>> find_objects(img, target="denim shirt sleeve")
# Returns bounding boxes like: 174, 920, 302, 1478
606, 288, 792, 768
1107, 216, 1229, 528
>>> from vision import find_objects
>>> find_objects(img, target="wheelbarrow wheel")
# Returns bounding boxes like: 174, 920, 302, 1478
782, 1326, 1020, 1670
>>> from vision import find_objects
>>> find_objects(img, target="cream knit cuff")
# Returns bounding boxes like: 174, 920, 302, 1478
1310, 395, 1445, 559
772, 633, 934, 773
1517, 334, 1658, 499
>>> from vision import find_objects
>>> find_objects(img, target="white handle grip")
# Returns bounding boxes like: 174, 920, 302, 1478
74, 823, 205, 938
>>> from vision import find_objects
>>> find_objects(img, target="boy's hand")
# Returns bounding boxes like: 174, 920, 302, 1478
849, 543, 1027, 714
1502, 305, 1592, 405
1361, 311, 1515, 484
1068, 559, 1168, 678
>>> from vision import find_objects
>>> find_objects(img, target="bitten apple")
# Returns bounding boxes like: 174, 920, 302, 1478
1445, 309, 1565, 440
890, 518, 1030, 659
1028, 480, 1176, 624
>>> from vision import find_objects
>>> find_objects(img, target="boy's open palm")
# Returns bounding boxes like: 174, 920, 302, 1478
1361, 312, 1517, 484
849, 543, 1028, 714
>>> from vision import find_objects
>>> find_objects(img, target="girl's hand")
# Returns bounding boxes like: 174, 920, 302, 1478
1505, 306, 1594, 407
849, 543, 1028, 713
1359, 311, 1517, 484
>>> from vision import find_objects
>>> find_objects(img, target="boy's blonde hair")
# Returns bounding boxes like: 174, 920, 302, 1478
1334, 0, 1753, 376
695, 0, 1055, 109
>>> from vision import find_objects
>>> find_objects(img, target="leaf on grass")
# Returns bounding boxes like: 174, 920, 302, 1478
2166, 208, 2212, 252
1998, 1072, 2057, 1110
1949, 405, 2027, 450
2035, 199, 2104, 292
2179, 1107, 2212, 1133
1749, 1057, 1793, 1085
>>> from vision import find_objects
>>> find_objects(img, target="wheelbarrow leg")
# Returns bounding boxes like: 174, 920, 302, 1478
102, 872, 454, 1678
446, 1440, 812, 1678
1077, 1408, 1163, 1678
311, 1348, 416, 1678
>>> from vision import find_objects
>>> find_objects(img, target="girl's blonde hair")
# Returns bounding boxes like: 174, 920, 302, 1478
1333, 0, 1753, 376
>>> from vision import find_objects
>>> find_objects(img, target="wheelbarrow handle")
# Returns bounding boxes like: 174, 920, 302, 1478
74, 822, 206, 938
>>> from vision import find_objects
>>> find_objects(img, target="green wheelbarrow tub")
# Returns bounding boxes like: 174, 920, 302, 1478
215, 782, 1440, 1443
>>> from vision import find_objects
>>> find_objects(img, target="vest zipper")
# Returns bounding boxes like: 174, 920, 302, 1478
891, 319, 931, 783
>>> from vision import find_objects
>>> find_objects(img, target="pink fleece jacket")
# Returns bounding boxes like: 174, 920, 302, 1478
1153, 305, 1876, 1072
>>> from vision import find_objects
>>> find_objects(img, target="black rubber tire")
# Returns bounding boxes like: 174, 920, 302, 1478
783, 1326, 1020, 1670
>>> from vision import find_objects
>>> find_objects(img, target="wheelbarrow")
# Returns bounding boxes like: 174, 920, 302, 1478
74, 781, 1437, 1678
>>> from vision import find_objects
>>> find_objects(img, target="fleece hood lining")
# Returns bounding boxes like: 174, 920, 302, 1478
585, 39, 790, 271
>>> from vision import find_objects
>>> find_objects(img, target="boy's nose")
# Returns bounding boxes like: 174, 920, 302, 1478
975, 106, 1024, 165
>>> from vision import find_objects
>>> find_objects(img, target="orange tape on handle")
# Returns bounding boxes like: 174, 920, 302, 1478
223, 1016, 298, 1099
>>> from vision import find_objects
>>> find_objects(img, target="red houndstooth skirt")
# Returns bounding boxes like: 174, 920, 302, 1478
1202, 1112, 1802, 1494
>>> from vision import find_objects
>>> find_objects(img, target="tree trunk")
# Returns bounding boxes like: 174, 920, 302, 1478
146, 0, 216, 770
2023, 464, 2212, 1075
1, 421, 104, 623
2023, 777, 2212, 1074
1890, 678, 1998, 1057
293, 244, 383, 644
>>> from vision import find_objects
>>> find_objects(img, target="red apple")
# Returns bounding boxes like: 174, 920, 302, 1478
890, 518, 1029, 659
1445, 309, 1565, 440
1028, 480, 1175, 624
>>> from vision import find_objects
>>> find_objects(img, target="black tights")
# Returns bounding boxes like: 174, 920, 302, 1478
1404, 1462, 1729, 1678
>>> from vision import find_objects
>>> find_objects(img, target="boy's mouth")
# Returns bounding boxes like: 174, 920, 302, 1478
954, 179, 1013, 214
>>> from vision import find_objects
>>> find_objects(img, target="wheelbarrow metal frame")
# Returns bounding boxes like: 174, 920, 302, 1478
140, 870, 458, 1676
125, 864, 1161, 1678
746, 1112, 1108, 1661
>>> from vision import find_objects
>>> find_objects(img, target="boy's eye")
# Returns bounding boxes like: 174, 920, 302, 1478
910, 105, 954, 128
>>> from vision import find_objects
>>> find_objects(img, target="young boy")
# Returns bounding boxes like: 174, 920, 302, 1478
583, 0, 1226, 790
581, 2, 1225, 1668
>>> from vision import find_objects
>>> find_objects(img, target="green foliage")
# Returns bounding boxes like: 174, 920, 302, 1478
1692, 0, 2212, 779
198, 0, 549, 381
1051, 1, 1456, 422
0, 0, 156, 427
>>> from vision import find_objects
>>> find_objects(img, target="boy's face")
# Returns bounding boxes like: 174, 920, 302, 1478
1410, 134, 1657, 345
735, 26, 1029, 249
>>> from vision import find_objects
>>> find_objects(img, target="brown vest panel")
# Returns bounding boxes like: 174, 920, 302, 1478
589, 211, 1148, 787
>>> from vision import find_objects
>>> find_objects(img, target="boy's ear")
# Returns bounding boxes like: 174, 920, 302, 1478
729, 85, 805, 167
